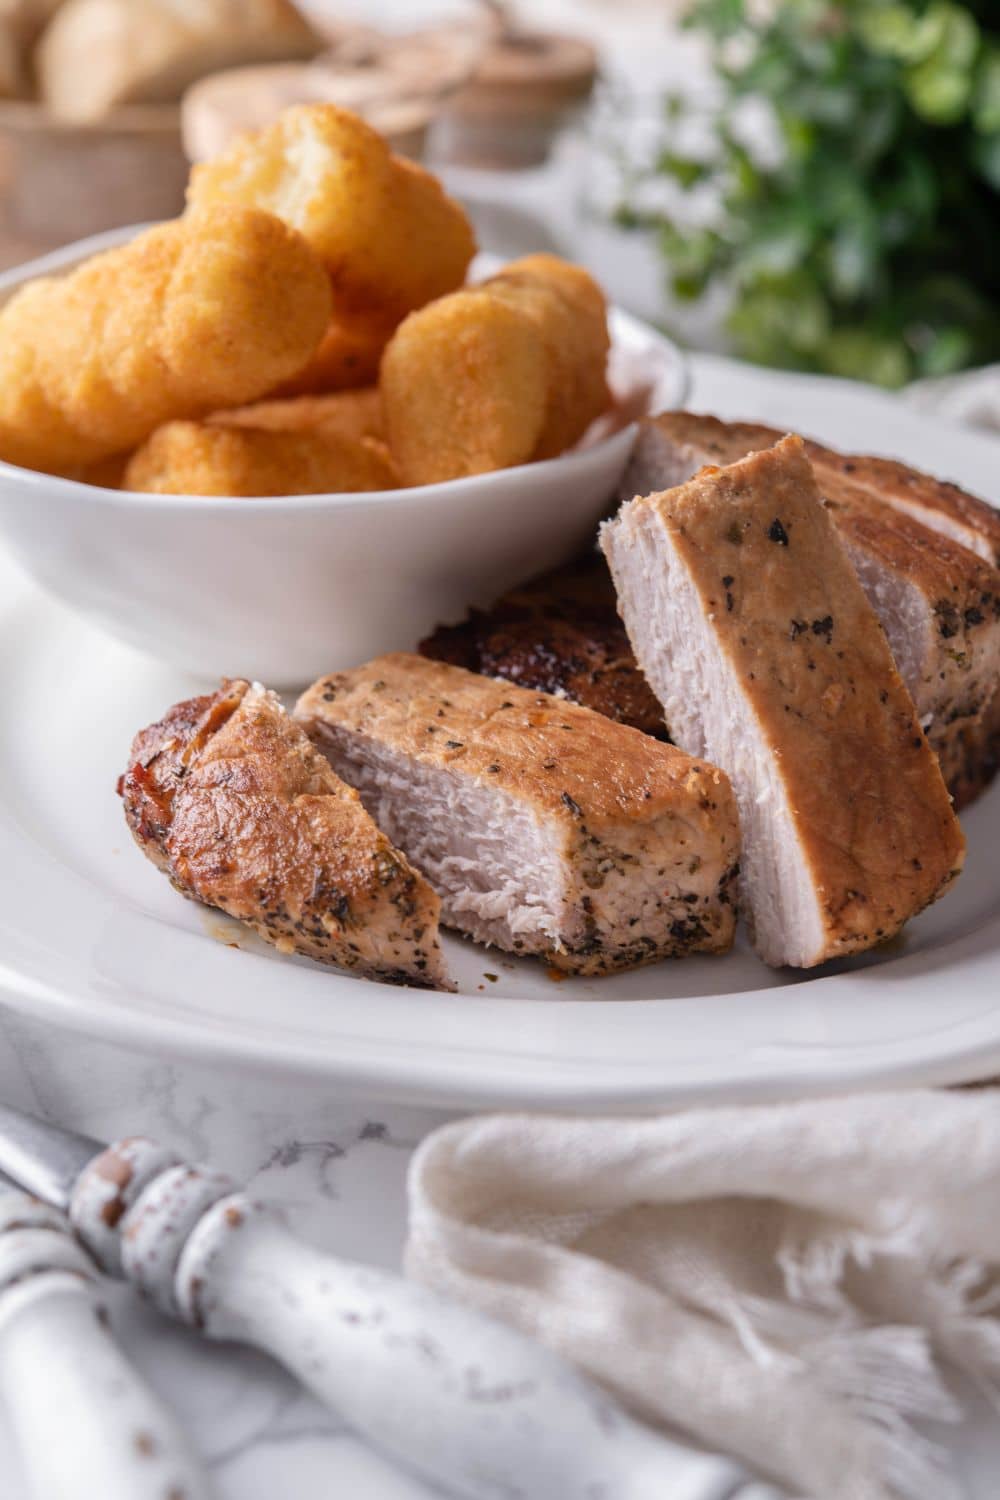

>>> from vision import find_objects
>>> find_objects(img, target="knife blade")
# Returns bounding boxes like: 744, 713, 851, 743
0, 1105, 100, 1208
0, 1103, 786, 1500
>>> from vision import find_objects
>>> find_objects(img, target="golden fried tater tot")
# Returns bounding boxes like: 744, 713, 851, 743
380, 256, 610, 485
212, 387, 383, 444
380, 289, 549, 486
187, 104, 476, 324
487, 255, 610, 459
0, 278, 96, 472
124, 419, 397, 497
269, 310, 394, 397
0, 206, 332, 473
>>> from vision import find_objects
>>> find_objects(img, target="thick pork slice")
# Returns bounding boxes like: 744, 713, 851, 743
602, 436, 965, 968
295, 654, 740, 975
119, 680, 449, 989
625, 409, 1000, 564
623, 411, 1000, 802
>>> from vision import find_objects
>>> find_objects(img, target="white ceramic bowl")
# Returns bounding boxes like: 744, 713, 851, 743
0, 229, 688, 686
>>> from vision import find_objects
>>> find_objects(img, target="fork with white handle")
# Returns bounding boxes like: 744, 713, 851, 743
0, 1106, 787, 1500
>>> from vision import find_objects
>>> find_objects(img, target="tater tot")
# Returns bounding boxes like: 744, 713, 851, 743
269, 310, 394, 397
487, 255, 610, 459
0, 278, 96, 472
380, 289, 549, 485
187, 104, 476, 324
212, 387, 383, 444
0, 206, 332, 472
380, 257, 610, 486
124, 419, 397, 497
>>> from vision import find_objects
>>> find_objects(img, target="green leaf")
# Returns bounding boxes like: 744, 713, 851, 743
905, 60, 973, 121
659, 225, 722, 297
852, 93, 902, 166
915, 325, 975, 377
970, 129, 1000, 187
824, 329, 912, 386
780, 114, 817, 163
727, 273, 831, 363
972, 46, 1000, 131
931, 3, 980, 70
727, 144, 762, 202
859, 3, 947, 63
736, 220, 814, 280
903, 4, 981, 122
655, 152, 709, 188
827, 211, 881, 301
879, 150, 939, 244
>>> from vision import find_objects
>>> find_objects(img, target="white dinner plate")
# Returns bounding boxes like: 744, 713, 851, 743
0, 354, 998, 1109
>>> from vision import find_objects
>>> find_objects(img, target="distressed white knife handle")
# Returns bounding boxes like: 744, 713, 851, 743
0, 1190, 213, 1500
70, 1142, 784, 1500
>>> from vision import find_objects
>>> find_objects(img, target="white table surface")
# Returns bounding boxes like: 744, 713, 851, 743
0, 353, 997, 1496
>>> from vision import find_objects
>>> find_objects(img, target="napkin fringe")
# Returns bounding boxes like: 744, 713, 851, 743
726, 1291, 959, 1500
776, 1221, 1000, 1407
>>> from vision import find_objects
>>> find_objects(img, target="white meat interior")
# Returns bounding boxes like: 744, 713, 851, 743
839, 539, 928, 700
308, 718, 732, 965
309, 722, 573, 951
603, 513, 827, 967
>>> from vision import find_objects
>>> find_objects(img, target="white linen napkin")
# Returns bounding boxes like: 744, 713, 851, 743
406, 1091, 1000, 1500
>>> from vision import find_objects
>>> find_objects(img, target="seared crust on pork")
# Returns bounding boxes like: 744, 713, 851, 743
798, 442, 1000, 568
119, 680, 448, 988
603, 436, 966, 968
623, 410, 1000, 564
296, 654, 740, 976
420, 552, 666, 739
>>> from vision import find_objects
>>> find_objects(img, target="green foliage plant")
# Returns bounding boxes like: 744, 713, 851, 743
619, 0, 1000, 385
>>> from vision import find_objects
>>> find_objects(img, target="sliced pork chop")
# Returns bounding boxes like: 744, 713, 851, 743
295, 654, 740, 976
623, 411, 1000, 804
800, 443, 1000, 568
624, 409, 1000, 564
602, 435, 965, 969
119, 679, 449, 989
951, 687, 1000, 809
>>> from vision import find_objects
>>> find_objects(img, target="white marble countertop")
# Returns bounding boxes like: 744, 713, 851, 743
0, 1004, 997, 1500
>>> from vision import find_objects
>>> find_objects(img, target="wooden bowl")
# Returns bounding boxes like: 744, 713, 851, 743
0, 100, 188, 264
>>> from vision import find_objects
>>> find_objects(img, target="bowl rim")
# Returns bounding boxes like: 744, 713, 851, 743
0, 225, 690, 512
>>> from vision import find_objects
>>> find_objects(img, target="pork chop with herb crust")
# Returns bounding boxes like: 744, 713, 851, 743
603, 436, 966, 969
296, 654, 739, 977
119, 679, 449, 989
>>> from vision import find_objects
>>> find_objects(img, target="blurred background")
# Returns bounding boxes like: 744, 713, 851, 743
1, 0, 996, 396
